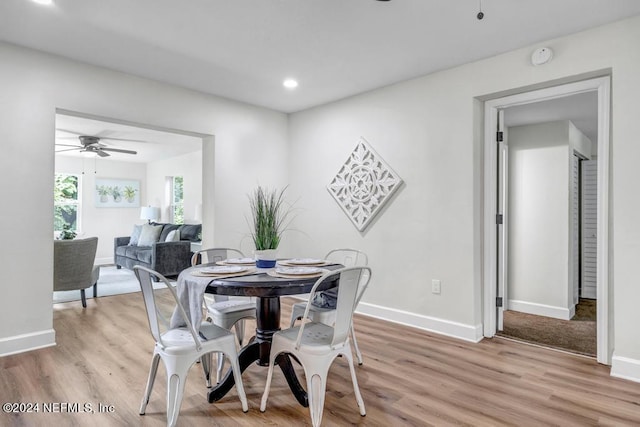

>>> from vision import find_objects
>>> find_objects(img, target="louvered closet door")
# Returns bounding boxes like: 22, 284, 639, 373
581, 160, 597, 299
572, 154, 580, 305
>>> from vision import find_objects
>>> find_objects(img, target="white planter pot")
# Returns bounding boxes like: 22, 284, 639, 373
254, 249, 277, 268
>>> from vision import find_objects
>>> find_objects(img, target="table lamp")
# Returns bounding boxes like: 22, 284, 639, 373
140, 206, 160, 224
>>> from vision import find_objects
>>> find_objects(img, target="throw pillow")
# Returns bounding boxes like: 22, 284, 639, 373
128, 224, 143, 246
179, 224, 202, 242
159, 223, 180, 242
165, 229, 181, 242
137, 224, 163, 246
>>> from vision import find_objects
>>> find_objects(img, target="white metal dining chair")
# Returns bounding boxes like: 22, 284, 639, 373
261, 267, 371, 427
133, 266, 248, 427
192, 248, 257, 384
288, 248, 369, 364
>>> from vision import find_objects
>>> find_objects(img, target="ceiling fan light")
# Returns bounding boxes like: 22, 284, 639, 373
283, 78, 298, 89
32, 0, 54, 5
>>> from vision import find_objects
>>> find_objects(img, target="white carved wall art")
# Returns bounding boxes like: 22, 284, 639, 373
327, 137, 403, 231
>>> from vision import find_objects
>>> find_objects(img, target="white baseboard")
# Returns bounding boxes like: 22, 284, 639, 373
508, 299, 574, 320
287, 296, 483, 342
356, 302, 483, 343
95, 257, 114, 266
0, 329, 56, 357
611, 354, 640, 384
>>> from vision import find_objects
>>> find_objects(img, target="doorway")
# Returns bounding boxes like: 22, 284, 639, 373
498, 97, 597, 356
54, 109, 214, 265
482, 76, 611, 364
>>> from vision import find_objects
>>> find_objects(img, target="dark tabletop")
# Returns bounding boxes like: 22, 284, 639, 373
205, 263, 342, 298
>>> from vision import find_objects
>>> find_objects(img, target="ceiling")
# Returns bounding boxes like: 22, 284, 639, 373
55, 114, 202, 163
1, 1, 640, 113
504, 92, 598, 144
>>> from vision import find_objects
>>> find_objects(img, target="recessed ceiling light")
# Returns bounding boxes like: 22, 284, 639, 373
283, 79, 299, 89
32, 0, 54, 5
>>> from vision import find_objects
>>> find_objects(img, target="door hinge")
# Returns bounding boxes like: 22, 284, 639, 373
496, 213, 503, 225
496, 297, 503, 308
497, 131, 504, 142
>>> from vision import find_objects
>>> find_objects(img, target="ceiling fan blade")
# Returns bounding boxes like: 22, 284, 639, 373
55, 148, 80, 153
80, 146, 110, 157
55, 143, 82, 148
101, 147, 137, 155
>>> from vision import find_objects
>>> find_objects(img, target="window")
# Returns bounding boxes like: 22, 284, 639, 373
171, 176, 184, 224
54, 173, 81, 232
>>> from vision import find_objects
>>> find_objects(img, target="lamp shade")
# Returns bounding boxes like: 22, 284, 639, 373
140, 206, 160, 222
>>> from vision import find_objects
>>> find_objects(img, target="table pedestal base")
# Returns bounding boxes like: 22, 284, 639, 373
207, 297, 308, 407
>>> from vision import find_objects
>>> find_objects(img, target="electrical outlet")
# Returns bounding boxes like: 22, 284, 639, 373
431, 279, 441, 294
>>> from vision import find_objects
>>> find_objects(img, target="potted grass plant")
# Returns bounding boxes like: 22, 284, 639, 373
248, 186, 291, 268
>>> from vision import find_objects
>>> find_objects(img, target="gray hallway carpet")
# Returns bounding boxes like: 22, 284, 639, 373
498, 299, 597, 357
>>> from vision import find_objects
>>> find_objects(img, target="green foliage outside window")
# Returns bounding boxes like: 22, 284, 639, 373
54, 174, 79, 232
174, 204, 184, 224
173, 176, 184, 224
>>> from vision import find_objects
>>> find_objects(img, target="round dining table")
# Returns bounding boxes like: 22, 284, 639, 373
201, 264, 342, 407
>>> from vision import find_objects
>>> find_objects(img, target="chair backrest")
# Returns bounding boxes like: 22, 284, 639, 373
298, 267, 372, 349
191, 248, 245, 266
53, 237, 98, 292
133, 265, 201, 351
191, 248, 246, 303
325, 248, 368, 268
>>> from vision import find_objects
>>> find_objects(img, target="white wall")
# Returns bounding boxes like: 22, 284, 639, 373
287, 15, 640, 381
506, 121, 591, 320
0, 41, 288, 356
54, 156, 147, 264
287, 71, 485, 340
146, 150, 203, 225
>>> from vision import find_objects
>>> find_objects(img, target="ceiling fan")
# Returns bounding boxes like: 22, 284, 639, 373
55, 134, 138, 157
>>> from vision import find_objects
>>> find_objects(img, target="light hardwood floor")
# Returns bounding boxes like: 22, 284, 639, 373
1, 292, 639, 426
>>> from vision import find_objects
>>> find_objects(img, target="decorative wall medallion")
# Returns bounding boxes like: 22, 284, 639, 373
327, 137, 403, 231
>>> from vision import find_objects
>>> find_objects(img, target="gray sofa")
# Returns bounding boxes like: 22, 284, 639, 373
114, 223, 201, 277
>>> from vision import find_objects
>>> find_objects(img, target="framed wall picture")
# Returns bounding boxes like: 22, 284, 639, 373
95, 178, 140, 208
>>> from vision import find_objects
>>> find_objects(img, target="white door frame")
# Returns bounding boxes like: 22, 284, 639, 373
482, 76, 611, 364
496, 110, 508, 331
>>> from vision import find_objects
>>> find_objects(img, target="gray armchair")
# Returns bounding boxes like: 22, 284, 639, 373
54, 237, 100, 308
